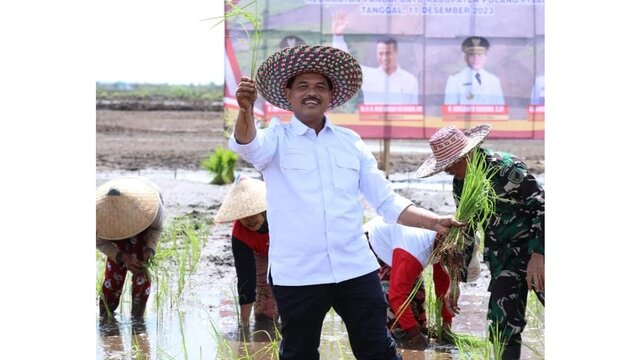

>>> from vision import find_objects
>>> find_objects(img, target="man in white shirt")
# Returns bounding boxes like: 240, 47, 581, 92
332, 12, 419, 104
230, 45, 462, 359
444, 36, 505, 105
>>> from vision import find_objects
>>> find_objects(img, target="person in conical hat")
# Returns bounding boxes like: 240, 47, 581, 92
215, 175, 278, 327
230, 44, 463, 359
417, 124, 545, 359
96, 176, 164, 319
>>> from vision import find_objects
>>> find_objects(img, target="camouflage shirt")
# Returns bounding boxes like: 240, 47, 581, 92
453, 148, 544, 278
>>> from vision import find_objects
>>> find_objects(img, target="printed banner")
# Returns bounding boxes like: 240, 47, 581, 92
224, 0, 545, 139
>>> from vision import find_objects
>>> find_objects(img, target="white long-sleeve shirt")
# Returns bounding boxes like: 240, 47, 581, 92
229, 116, 413, 286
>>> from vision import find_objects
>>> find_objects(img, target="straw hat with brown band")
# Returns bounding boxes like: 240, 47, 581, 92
96, 176, 161, 240
215, 176, 267, 223
416, 124, 492, 178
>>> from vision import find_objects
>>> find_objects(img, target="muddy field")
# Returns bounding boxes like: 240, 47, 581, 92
96, 109, 545, 359
96, 110, 544, 174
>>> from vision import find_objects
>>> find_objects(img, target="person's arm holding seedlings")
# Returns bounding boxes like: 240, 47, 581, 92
96, 237, 144, 274
234, 76, 258, 144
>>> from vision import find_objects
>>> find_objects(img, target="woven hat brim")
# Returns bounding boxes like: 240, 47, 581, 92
215, 178, 267, 223
255, 45, 363, 111
416, 124, 491, 178
96, 177, 161, 240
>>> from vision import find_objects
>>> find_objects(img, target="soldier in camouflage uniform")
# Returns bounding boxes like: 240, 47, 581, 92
416, 124, 544, 360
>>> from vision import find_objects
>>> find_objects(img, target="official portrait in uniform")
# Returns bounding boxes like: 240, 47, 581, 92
444, 36, 505, 105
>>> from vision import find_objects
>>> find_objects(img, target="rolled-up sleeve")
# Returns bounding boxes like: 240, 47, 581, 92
229, 128, 279, 171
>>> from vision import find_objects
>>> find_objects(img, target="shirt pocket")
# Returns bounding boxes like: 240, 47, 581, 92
330, 149, 360, 193
281, 148, 315, 171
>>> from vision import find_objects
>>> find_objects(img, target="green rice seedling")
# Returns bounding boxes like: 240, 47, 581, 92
144, 216, 209, 311
423, 269, 440, 338
95, 251, 115, 318
431, 148, 498, 288
178, 309, 189, 360
478, 324, 506, 360
251, 327, 281, 360
208, 318, 242, 359
452, 333, 486, 359
207, 0, 263, 78
131, 331, 151, 360
522, 291, 545, 359
202, 148, 239, 185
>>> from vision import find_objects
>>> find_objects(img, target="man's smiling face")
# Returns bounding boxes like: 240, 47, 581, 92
285, 72, 333, 123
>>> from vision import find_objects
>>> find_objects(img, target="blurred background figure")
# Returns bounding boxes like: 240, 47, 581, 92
332, 11, 419, 104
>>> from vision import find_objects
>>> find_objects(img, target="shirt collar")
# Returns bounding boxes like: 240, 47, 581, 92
291, 115, 335, 135
376, 65, 402, 77
466, 67, 486, 76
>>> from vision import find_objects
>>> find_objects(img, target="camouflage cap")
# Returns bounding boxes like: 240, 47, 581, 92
462, 36, 490, 54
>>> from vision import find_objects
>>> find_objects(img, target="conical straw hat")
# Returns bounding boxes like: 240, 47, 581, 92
215, 176, 267, 223
96, 176, 161, 240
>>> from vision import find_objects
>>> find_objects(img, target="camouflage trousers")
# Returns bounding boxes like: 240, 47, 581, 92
487, 266, 545, 348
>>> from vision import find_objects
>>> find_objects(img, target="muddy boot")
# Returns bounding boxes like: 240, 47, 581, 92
500, 342, 521, 360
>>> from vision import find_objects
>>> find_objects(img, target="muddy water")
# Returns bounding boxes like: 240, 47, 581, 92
96, 170, 544, 359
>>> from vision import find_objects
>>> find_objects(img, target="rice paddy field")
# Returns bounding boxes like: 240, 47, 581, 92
96, 109, 545, 359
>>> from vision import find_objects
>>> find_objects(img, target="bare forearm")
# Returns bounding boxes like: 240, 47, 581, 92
397, 205, 442, 230
234, 76, 258, 145
234, 109, 256, 145
397, 205, 462, 235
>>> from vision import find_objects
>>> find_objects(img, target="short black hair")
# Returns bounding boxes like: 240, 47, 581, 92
279, 35, 306, 49
285, 73, 333, 91
376, 37, 398, 50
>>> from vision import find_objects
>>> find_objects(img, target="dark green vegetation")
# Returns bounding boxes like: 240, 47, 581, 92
96, 82, 224, 102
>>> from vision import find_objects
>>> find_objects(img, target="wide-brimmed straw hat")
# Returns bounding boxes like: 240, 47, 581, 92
416, 124, 492, 178
255, 44, 363, 111
215, 176, 267, 223
96, 176, 161, 240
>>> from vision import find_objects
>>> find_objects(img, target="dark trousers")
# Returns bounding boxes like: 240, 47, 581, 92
488, 269, 545, 360
271, 271, 401, 360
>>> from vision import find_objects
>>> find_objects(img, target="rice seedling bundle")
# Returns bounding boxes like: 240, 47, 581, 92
432, 148, 498, 281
